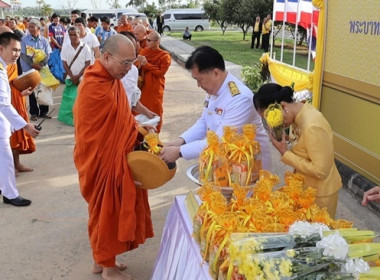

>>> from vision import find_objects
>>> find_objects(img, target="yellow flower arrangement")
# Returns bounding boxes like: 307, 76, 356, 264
194, 170, 357, 279
143, 133, 161, 154
264, 103, 284, 141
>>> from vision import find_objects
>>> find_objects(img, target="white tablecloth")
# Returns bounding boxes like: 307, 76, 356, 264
151, 195, 212, 280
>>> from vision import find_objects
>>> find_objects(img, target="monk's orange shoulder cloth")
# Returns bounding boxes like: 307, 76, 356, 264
8, 64, 35, 154
73, 60, 153, 264
117, 24, 133, 33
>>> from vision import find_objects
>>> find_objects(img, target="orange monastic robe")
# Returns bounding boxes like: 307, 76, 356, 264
139, 38, 147, 50
8, 64, 35, 154
139, 48, 171, 132
116, 24, 133, 33
73, 60, 153, 265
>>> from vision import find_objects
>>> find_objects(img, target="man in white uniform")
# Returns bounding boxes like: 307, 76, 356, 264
0, 31, 40, 206
160, 46, 272, 170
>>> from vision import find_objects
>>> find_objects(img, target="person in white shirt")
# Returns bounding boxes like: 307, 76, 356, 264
58, 26, 91, 126
160, 46, 272, 170
0, 31, 40, 206
73, 17, 100, 64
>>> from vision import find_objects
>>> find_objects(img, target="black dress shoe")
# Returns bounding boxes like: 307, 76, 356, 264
3, 196, 31, 207
39, 114, 52, 119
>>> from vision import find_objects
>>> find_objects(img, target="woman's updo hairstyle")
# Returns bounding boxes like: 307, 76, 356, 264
253, 83, 294, 111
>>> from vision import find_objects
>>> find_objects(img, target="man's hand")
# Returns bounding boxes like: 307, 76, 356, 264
160, 146, 180, 163
362, 186, 380, 206
31, 64, 43, 71
24, 123, 40, 138
164, 138, 185, 147
21, 87, 33, 96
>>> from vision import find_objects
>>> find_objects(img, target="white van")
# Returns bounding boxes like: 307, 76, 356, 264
162, 9, 209, 32
82, 8, 146, 26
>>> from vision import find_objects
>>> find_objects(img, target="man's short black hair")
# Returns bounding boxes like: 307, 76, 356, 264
185, 45, 225, 72
100, 16, 111, 25
89, 16, 98, 23
51, 13, 60, 19
75, 17, 86, 26
71, 9, 81, 15
0, 32, 22, 46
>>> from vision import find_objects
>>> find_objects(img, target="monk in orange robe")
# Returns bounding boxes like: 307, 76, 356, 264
8, 63, 36, 171
133, 24, 147, 53
138, 30, 171, 132
0, 25, 36, 172
116, 15, 133, 33
73, 34, 153, 280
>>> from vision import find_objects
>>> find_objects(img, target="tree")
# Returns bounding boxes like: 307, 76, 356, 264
108, 0, 121, 8
141, 3, 159, 17
36, 0, 45, 9
63, 0, 79, 10
90, 0, 102, 9
203, 0, 231, 35
127, 0, 146, 8
41, 3, 53, 17
231, 0, 273, 41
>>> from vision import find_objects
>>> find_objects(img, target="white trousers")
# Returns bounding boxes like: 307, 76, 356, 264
0, 138, 19, 199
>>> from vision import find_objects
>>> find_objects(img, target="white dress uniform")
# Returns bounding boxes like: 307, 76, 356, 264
180, 72, 272, 170
121, 64, 141, 109
0, 57, 27, 199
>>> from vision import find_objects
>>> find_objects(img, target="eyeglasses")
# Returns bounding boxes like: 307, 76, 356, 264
146, 38, 157, 42
108, 53, 136, 66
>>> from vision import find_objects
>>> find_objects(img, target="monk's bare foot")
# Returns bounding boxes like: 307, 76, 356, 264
102, 267, 134, 280
92, 262, 127, 274
15, 169, 19, 177
16, 165, 33, 172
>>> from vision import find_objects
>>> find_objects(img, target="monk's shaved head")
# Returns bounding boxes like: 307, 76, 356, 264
101, 34, 136, 80
133, 24, 146, 34
102, 33, 134, 55
0, 25, 13, 34
148, 30, 160, 42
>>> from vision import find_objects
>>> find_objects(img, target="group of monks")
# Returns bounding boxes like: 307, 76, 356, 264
115, 14, 172, 132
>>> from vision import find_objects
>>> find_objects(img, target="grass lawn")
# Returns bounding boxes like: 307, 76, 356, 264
168, 30, 314, 71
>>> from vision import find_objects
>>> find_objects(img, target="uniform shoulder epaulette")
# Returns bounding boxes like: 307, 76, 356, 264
0, 62, 3, 71
228, 81, 240, 97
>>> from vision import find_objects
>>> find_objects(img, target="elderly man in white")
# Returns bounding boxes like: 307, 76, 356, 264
0, 30, 40, 206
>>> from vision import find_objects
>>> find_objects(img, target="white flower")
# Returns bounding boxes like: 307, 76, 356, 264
289, 221, 330, 238
341, 258, 370, 277
316, 232, 348, 260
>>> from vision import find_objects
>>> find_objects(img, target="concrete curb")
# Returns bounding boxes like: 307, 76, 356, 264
336, 160, 380, 215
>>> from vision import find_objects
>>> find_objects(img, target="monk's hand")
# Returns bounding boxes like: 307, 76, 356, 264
137, 55, 147, 66
362, 186, 380, 206
269, 127, 288, 155
24, 123, 40, 138
134, 180, 142, 186
160, 146, 181, 163
141, 124, 156, 133
146, 111, 157, 119
21, 87, 33, 96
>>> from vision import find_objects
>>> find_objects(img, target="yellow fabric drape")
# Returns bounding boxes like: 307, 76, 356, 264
311, 0, 326, 109
260, 53, 313, 92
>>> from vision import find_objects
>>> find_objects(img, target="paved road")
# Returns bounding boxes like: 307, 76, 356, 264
0, 59, 379, 280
